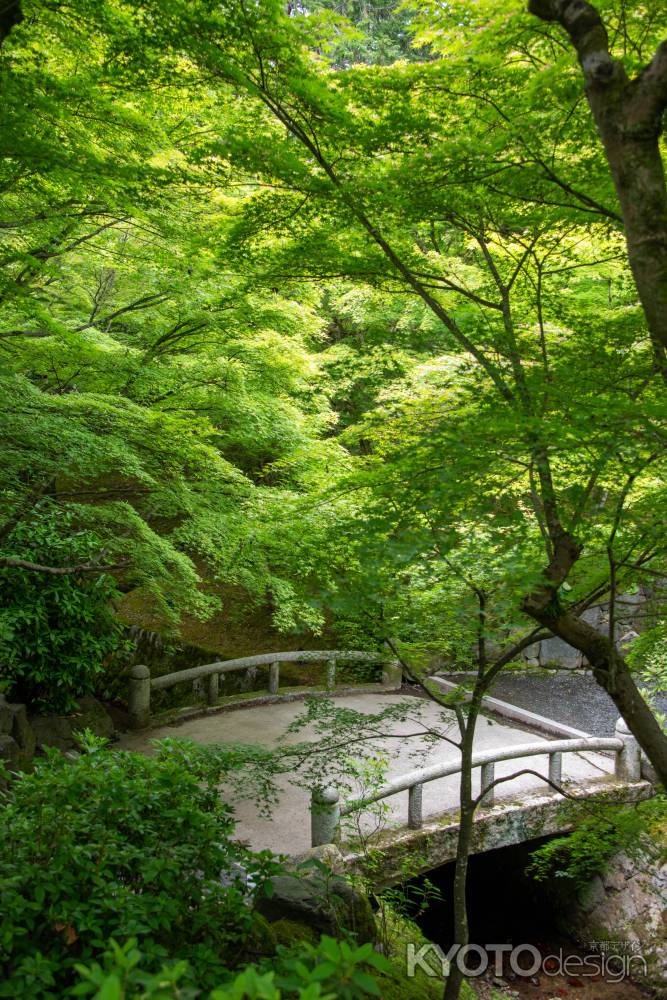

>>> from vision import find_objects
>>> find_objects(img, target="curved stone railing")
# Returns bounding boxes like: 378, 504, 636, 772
309, 723, 642, 847
128, 650, 401, 729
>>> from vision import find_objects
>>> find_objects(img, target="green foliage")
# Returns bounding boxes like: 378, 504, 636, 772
527, 795, 667, 889
0, 741, 281, 996
627, 622, 667, 728
272, 936, 390, 999
0, 0, 348, 641
306, 0, 424, 67
3, 7, 667, 1000
2, 0, 666, 681
71, 934, 391, 1000
0, 505, 125, 712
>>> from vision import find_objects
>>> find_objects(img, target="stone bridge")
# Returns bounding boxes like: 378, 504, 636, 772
122, 651, 653, 885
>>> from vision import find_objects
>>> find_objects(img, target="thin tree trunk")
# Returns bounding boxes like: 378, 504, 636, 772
443, 696, 482, 1000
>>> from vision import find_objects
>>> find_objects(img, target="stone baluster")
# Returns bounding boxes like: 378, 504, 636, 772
326, 659, 336, 691
548, 751, 562, 789
207, 672, 219, 705
408, 782, 423, 829
480, 762, 495, 805
268, 661, 280, 695
615, 717, 641, 781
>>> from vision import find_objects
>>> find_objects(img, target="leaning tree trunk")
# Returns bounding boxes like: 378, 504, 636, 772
524, 604, 667, 784
522, 525, 667, 786
529, 0, 667, 372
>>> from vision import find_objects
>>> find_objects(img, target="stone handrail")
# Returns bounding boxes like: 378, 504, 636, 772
128, 650, 400, 729
309, 724, 642, 847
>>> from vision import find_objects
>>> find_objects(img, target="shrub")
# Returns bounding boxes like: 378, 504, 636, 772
0, 505, 125, 713
527, 795, 667, 888
72, 935, 392, 999
0, 741, 279, 997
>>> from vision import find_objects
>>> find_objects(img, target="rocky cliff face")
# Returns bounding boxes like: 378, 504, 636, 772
567, 843, 667, 994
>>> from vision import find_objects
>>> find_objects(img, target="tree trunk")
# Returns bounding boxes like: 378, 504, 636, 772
600, 129, 667, 369
443, 702, 480, 1000
524, 601, 667, 785
529, 0, 667, 370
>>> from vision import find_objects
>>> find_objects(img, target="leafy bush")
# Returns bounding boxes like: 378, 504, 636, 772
0, 741, 279, 997
527, 795, 667, 888
0, 505, 125, 713
72, 935, 391, 999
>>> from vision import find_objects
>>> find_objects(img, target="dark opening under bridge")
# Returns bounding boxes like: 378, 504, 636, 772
122, 651, 653, 884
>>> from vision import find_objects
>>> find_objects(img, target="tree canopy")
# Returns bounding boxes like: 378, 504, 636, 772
0, 0, 666, 764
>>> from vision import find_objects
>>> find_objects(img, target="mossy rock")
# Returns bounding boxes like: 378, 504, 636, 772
235, 912, 277, 965
255, 873, 376, 944
271, 918, 318, 949
370, 906, 480, 1000
30, 695, 114, 752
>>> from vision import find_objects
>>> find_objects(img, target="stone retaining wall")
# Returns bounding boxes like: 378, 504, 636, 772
0, 696, 35, 777
522, 591, 650, 668
0, 694, 115, 783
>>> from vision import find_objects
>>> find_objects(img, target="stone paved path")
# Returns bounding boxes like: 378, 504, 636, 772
121, 692, 616, 856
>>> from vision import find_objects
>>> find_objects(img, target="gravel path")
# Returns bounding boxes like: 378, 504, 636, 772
120, 692, 615, 855
479, 670, 667, 736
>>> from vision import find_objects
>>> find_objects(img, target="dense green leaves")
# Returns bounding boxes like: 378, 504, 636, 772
0, 505, 124, 712
0, 0, 665, 721
0, 740, 280, 995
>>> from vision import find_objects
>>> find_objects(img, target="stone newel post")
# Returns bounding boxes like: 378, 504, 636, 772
310, 786, 340, 847
615, 716, 642, 782
128, 664, 151, 730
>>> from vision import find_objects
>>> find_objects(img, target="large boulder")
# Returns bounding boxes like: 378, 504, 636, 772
0, 697, 36, 773
567, 843, 667, 994
0, 698, 13, 736
255, 873, 376, 944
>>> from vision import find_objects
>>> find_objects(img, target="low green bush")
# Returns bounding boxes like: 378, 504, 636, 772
72, 934, 392, 999
0, 740, 279, 996
528, 794, 667, 888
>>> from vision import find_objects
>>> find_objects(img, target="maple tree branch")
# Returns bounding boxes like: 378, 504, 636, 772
0, 556, 131, 575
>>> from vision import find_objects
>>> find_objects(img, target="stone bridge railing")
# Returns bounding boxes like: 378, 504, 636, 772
128, 650, 401, 729
309, 721, 642, 848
